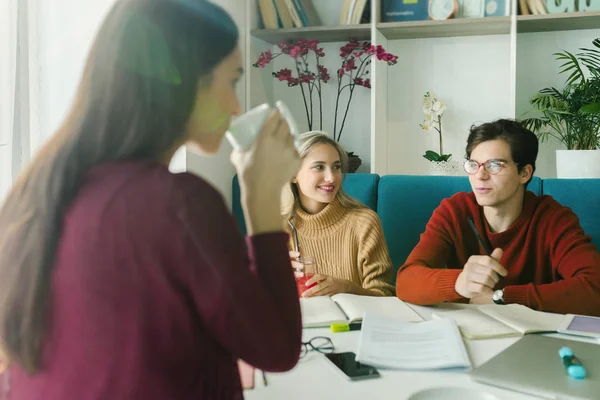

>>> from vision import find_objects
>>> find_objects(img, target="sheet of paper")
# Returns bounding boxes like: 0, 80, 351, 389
356, 312, 471, 371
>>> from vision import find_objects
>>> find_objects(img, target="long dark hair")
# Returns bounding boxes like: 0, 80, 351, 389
0, 0, 238, 373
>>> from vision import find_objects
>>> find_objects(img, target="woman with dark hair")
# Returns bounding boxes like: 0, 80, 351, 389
0, 0, 302, 398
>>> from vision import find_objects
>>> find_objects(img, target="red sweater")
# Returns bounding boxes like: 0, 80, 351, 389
396, 191, 600, 316
2, 161, 301, 399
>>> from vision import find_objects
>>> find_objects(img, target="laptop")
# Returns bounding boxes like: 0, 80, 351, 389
469, 335, 600, 400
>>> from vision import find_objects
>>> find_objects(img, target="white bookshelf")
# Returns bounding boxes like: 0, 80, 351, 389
245, 0, 600, 176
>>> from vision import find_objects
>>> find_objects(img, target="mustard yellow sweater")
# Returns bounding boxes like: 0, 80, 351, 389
287, 198, 395, 296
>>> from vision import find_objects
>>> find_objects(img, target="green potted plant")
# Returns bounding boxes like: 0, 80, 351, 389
521, 38, 600, 178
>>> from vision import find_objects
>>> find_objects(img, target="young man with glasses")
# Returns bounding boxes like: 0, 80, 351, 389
395, 119, 600, 316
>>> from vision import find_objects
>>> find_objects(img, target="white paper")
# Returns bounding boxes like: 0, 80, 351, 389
356, 312, 471, 371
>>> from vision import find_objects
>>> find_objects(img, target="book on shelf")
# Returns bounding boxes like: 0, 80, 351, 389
300, 293, 423, 328
274, 0, 295, 28
340, 0, 371, 25
431, 304, 565, 339
381, 0, 428, 22
527, 0, 547, 14
284, 0, 304, 27
519, 0, 530, 15
356, 312, 472, 371
296, 0, 322, 26
258, 0, 281, 29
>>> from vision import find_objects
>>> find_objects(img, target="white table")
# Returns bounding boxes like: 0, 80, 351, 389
244, 302, 595, 400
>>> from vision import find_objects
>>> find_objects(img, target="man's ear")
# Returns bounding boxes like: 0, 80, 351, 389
520, 164, 533, 184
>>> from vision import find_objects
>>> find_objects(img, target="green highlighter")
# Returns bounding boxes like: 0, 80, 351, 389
331, 322, 362, 333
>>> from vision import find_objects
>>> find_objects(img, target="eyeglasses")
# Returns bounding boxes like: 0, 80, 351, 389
463, 159, 519, 175
300, 336, 335, 358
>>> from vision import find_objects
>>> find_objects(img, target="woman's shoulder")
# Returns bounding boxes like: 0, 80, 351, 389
346, 206, 382, 227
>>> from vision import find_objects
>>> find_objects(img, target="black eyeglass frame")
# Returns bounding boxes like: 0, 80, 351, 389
300, 336, 335, 358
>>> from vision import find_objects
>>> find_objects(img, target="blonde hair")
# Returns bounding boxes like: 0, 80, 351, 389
282, 131, 364, 222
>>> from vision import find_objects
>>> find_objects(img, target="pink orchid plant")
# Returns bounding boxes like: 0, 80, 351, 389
254, 39, 397, 141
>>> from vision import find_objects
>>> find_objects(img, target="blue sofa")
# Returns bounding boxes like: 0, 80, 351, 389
231, 175, 600, 282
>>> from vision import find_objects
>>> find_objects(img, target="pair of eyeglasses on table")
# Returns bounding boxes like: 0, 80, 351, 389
260, 336, 335, 387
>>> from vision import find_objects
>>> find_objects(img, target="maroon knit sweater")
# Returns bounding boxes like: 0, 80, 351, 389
2, 160, 301, 399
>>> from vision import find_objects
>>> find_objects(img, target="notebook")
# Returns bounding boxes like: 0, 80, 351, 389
470, 335, 600, 399
431, 304, 564, 339
356, 312, 472, 371
299, 294, 423, 328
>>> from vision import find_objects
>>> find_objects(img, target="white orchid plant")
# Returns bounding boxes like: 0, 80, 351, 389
420, 92, 451, 162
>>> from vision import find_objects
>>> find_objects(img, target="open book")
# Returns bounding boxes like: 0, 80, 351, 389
300, 294, 423, 328
432, 304, 565, 339
356, 312, 471, 371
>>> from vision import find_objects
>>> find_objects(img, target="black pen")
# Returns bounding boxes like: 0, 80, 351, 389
467, 217, 504, 285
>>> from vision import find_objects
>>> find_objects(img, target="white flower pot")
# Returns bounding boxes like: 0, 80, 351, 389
428, 160, 462, 176
556, 150, 600, 178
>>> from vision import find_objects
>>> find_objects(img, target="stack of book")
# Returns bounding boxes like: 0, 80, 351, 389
258, 0, 321, 29
258, 0, 371, 29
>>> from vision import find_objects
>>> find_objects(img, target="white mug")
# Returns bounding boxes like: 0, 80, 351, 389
225, 101, 300, 151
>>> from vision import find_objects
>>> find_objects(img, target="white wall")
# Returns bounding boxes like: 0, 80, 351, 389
386, 34, 514, 175
38, 0, 115, 143
516, 29, 600, 178
270, 41, 372, 172
35, 0, 247, 205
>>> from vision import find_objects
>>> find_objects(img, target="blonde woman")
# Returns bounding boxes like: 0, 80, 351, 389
283, 131, 395, 297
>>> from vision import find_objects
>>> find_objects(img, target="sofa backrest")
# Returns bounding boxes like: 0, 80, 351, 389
231, 174, 599, 282
231, 173, 379, 235
542, 179, 600, 249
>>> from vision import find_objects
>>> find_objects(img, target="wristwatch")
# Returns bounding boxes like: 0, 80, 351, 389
492, 289, 505, 305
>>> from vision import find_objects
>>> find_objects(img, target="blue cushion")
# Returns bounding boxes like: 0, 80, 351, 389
231, 173, 380, 235
339, 173, 380, 211
528, 176, 543, 196
542, 179, 600, 249
377, 176, 473, 281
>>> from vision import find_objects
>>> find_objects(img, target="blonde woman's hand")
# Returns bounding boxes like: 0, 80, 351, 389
230, 110, 300, 235
300, 274, 351, 298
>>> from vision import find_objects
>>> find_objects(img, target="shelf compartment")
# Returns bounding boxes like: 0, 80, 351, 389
517, 11, 600, 33
377, 17, 510, 40
250, 24, 371, 44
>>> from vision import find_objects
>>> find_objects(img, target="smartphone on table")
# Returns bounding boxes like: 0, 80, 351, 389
324, 352, 380, 381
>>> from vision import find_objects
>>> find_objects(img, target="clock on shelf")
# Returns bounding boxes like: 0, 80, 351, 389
429, 0, 459, 20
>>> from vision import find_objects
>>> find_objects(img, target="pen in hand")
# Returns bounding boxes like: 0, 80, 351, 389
467, 217, 504, 286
